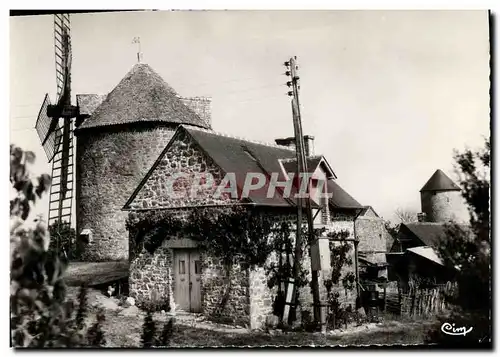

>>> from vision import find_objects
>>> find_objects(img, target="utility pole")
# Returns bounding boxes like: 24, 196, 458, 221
284, 56, 323, 328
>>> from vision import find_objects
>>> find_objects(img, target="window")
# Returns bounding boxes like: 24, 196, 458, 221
195, 260, 202, 274
179, 260, 186, 274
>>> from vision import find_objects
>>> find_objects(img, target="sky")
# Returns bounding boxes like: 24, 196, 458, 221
9, 10, 490, 223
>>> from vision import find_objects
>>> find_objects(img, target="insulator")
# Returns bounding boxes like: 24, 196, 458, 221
287, 91, 293, 96
284, 61, 290, 67
286, 81, 292, 87
285, 71, 291, 76
295, 66, 298, 70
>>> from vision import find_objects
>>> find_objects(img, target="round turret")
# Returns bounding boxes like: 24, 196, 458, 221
74, 64, 210, 261
420, 169, 469, 223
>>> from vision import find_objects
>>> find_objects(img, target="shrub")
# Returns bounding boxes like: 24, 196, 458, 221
141, 311, 156, 348
48, 221, 77, 260
159, 318, 174, 347
86, 311, 106, 347
10, 145, 105, 348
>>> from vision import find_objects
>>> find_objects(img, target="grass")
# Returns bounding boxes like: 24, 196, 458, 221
72, 287, 434, 348
98, 310, 434, 348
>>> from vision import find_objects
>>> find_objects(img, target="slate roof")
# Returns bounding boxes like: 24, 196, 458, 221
186, 126, 298, 207
76, 64, 209, 131
327, 180, 363, 209
358, 206, 380, 217
401, 222, 447, 247
280, 156, 336, 180
124, 125, 364, 210
420, 169, 461, 192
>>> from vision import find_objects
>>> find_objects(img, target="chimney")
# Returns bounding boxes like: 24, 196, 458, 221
275, 137, 296, 152
417, 213, 427, 222
180, 96, 212, 129
304, 135, 315, 157
275, 135, 315, 156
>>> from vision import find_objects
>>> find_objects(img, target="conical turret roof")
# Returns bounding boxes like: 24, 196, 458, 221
77, 63, 209, 130
420, 169, 461, 192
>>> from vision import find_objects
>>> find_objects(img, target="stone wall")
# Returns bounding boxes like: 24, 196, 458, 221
249, 253, 279, 329
127, 207, 363, 328
76, 123, 178, 261
201, 255, 250, 327
127, 129, 230, 210
356, 215, 388, 264
421, 190, 469, 223
129, 231, 251, 326
129, 245, 172, 306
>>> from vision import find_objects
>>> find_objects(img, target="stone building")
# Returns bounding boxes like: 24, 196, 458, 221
420, 169, 469, 224
71, 62, 388, 327
387, 169, 468, 285
74, 63, 211, 261
123, 123, 388, 328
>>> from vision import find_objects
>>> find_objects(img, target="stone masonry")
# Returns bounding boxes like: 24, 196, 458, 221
127, 129, 229, 210
420, 190, 469, 223
76, 123, 178, 261
124, 128, 387, 329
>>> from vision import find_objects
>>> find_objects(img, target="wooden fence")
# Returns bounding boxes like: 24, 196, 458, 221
385, 281, 457, 317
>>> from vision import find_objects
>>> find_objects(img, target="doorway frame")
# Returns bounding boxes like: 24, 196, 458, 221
172, 248, 202, 313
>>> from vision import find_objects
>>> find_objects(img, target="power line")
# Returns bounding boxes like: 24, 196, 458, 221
11, 103, 40, 108
11, 115, 37, 119
171, 74, 284, 90
11, 127, 36, 132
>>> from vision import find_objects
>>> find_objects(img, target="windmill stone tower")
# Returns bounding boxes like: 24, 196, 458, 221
420, 169, 468, 223
74, 63, 211, 261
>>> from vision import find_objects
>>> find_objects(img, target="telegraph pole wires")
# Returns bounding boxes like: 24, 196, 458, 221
284, 56, 323, 329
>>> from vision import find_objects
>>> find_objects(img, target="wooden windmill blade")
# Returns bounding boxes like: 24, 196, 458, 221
35, 93, 62, 162
34, 12, 78, 235
54, 13, 71, 105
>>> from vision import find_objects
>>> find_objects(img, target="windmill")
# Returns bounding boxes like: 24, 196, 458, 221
35, 13, 79, 253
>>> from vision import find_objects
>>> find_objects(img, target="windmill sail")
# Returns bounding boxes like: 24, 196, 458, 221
35, 94, 63, 162
34, 13, 77, 241
54, 13, 71, 104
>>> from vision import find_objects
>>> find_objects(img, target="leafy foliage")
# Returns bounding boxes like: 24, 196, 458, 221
48, 221, 77, 260
86, 311, 106, 347
10, 145, 51, 221
128, 206, 277, 267
76, 285, 88, 330
265, 221, 310, 324
323, 229, 357, 330
10, 145, 105, 348
159, 318, 174, 347
428, 139, 491, 346
141, 311, 157, 348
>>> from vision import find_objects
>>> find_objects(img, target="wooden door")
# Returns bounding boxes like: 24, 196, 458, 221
174, 249, 202, 312
189, 251, 202, 312
174, 250, 190, 311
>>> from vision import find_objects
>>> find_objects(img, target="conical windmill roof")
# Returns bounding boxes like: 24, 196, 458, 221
77, 63, 209, 130
420, 169, 461, 192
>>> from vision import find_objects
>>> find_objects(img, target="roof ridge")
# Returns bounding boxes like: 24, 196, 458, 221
181, 125, 297, 151
280, 155, 323, 163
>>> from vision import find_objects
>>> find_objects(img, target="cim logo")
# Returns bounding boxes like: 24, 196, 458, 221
441, 322, 473, 337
